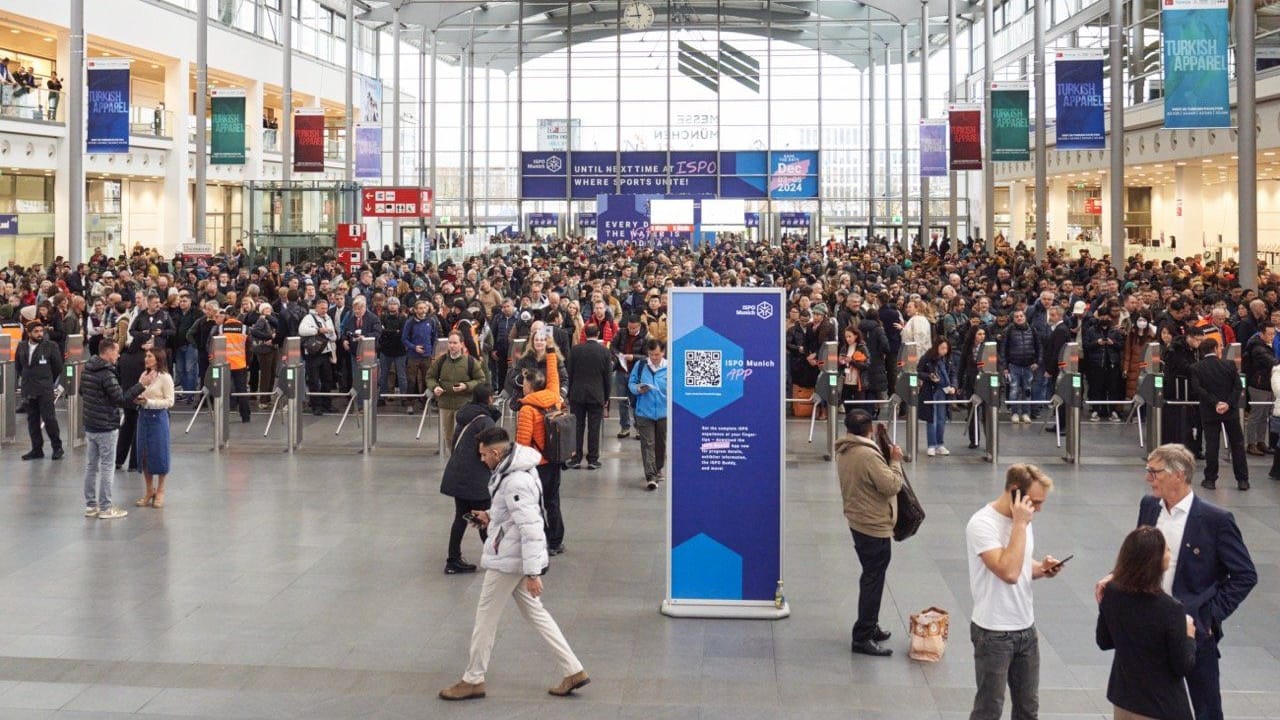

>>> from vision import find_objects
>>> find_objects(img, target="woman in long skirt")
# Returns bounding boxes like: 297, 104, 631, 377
134, 347, 175, 508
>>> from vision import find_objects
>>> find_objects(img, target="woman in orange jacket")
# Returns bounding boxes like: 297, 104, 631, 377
514, 349, 567, 555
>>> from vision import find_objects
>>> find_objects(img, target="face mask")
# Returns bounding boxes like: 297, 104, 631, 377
1137, 319, 1149, 330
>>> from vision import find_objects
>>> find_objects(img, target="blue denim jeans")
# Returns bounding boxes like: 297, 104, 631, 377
379, 354, 409, 397
1006, 365, 1034, 417
175, 345, 199, 395
926, 396, 947, 447
613, 370, 634, 431
1030, 370, 1050, 419
84, 430, 119, 510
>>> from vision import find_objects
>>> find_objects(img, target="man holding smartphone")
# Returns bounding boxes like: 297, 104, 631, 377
965, 464, 1064, 720
427, 332, 485, 458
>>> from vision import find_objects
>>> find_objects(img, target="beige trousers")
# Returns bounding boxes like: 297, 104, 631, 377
1114, 707, 1156, 720
439, 406, 457, 457
463, 569, 583, 684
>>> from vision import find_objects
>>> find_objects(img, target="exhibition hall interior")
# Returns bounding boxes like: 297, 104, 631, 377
0, 0, 1279, 718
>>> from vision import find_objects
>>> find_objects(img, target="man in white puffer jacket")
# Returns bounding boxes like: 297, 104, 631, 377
439, 426, 590, 701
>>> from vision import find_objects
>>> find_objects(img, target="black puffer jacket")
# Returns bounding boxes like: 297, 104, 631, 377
859, 317, 892, 393
439, 401, 501, 502
80, 356, 143, 433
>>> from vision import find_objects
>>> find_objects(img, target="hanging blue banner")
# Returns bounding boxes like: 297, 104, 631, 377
663, 288, 787, 619
86, 59, 131, 153
527, 213, 559, 228
1162, 0, 1230, 129
576, 212, 597, 228
354, 123, 382, 179
1055, 49, 1106, 149
744, 212, 760, 228
0, 215, 17, 235
779, 212, 811, 228
768, 150, 819, 198
919, 120, 948, 177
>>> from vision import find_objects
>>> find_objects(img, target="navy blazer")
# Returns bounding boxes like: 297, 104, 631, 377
1137, 494, 1256, 642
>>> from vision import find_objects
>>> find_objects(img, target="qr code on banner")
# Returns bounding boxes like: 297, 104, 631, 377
684, 350, 722, 388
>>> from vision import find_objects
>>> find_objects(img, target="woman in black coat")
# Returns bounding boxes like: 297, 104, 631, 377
439, 385, 500, 575
1161, 324, 1197, 451
1096, 526, 1197, 720
858, 316, 891, 416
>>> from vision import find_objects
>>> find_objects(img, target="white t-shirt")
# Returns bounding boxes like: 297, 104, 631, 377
966, 503, 1035, 631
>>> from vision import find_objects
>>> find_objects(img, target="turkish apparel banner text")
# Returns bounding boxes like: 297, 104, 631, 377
991, 82, 1030, 162
87, 58, 131, 153
919, 120, 948, 177
210, 89, 246, 164
1162, 0, 1230, 128
1054, 49, 1105, 149
293, 108, 325, 173
949, 104, 982, 170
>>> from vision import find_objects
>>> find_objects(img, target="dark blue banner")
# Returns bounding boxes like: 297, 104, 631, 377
520, 150, 815, 200
744, 212, 760, 228
779, 212, 811, 228
576, 212, 597, 228
666, 289, 786, 614
597, 194, 658, 244
527, 213, 559, 228
1054, 50, 1106, 149
87, 60, 130, 153
0, 214, 16, 235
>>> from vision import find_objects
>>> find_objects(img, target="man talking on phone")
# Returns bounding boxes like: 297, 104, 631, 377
965, 464, 1064, 720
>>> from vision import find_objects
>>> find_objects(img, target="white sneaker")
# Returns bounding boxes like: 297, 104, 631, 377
926, 447, 937, 457
1023, 414, 1033, 423
1109, 415, 1123, 423
1090, 411, 1100, 422
937, 446, 951, 456
97, 507, 128, 520
83, 506, 98, 518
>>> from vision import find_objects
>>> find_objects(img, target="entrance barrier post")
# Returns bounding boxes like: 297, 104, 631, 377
816, 340, 839, 461
975, 341, 1001, 463
208, 336, 229, 451
356, 337, 378, 453
63, 334, 86, 448
894, 342, 921, 462
277, 337, 305, 452
0, 335, 13, 444
1135, 342, 1164, 452
1054, 341, 1083, 464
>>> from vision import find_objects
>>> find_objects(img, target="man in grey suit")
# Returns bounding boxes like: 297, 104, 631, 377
566, 323, 612, 469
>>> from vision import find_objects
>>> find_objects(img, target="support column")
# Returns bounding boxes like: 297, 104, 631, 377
68, 0, 85, 266
195, 0, 208, 245
1174, 164, 1203, 254
163, 59, 192, 255
246, 79, 265, 179
884, 45, 890, 239
344, 0, 354, 182
1009, 181, 1028, 245
900, 25, 909, 248
1108, 0, 1125, 272
1238, 0, 1258, 289
429, 32, 438, 248
467, 42, 476, 229
1049, 179, 1070, 248
282, 0, 293, 183
984, 0, 994, 245
868, 49, 876, 238
947, 0, 957, 242
919, 2, 930, 245
1033, 0, 1047, 258
392, 5, 401, 245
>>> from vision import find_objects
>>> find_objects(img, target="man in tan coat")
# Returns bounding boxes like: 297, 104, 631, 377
836, 409, 905, 657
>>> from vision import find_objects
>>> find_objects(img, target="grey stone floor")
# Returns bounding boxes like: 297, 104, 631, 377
0, 405, 1277, 719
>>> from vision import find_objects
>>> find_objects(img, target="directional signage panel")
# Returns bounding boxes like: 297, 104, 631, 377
360, 187, 434, 218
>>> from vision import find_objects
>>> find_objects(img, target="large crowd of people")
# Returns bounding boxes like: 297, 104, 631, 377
0, 231, 1273, 708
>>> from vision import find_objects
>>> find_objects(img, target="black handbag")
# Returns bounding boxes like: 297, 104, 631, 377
894, 472, 926, 542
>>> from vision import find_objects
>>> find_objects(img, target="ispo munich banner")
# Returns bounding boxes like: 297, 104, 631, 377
210, 89, 246, 164
991, 82, 1030, 162
293, 108, 325, 173
86, 58, 131, 153
520, 150, 817, 200
949, 104, 982, 170
354, 122, 382, 179
663, 288, 787, 619
1162, 0, 1230, 128
920, 120, 948, 177
1054, 49, 1105, 149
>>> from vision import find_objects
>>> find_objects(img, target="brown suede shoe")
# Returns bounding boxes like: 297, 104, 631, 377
439, 680, 486, 701
548, 670, 590, 697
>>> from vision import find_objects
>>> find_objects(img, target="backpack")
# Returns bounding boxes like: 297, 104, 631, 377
538, 406, 576, 465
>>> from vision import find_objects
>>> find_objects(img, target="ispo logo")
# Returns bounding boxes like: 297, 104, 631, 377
545, 155, 563, 173
735, 301, 775, 319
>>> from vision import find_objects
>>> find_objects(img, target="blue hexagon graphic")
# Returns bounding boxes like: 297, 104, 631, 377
673, 325, 744, 419
672, 533, 743, 600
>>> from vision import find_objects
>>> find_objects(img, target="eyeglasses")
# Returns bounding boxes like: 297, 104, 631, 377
1144, 466, 1169, 476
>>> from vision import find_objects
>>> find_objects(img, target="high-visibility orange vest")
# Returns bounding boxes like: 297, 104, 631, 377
0, 321, 22, 361
220, 319, 248, 371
